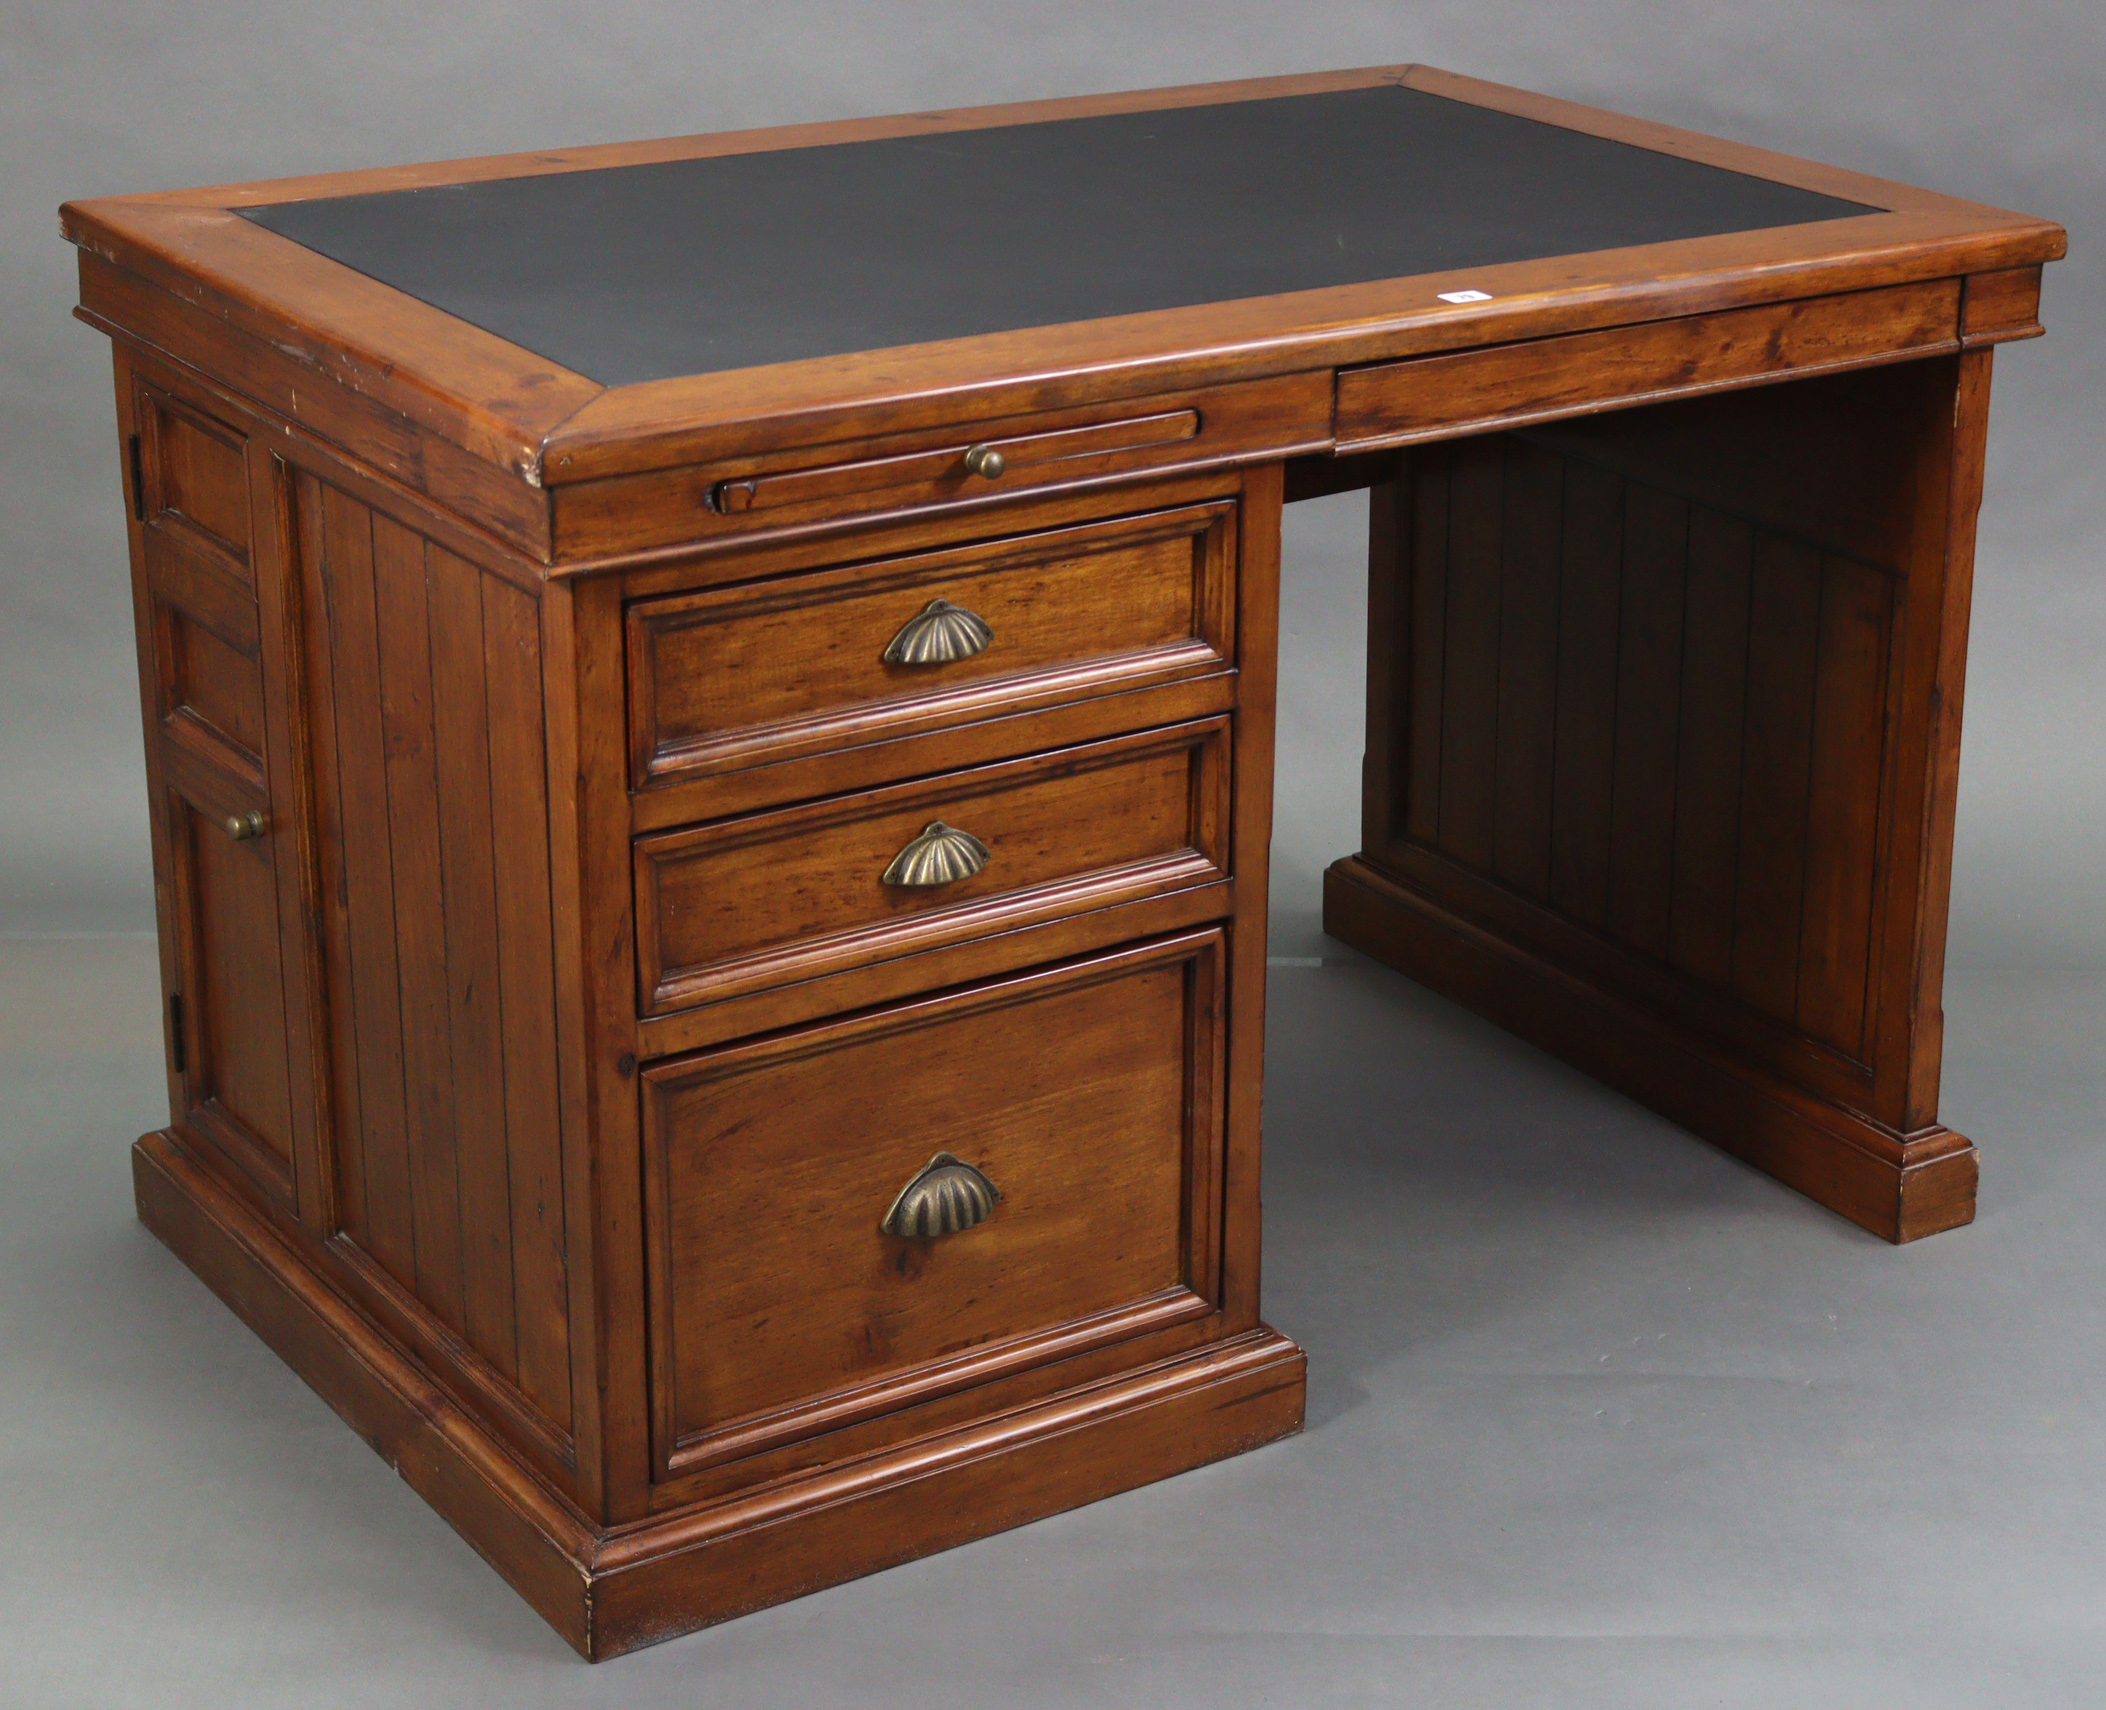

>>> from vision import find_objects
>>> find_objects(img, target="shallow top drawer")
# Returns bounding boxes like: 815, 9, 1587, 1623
712, 410, 1197, 516
550, 372, 1327, 559
1334, 279, 1961, 450
627, 501, 1236, 791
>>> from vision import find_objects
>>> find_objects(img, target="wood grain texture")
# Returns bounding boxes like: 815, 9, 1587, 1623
480, 580, 573, 1425
642, 932, 1225, 1475
540, 571, 647, 1524
1604, 484, 1688, 961
716, 409, 1199, 514
1346, 352, 1996, 1235
63, 203, 600, 481
372, 512, 468, 1335
1961, 266, 2045, 346
302, 476, 573, 1434
1435, 439, 1503, 871
550, 374, 1325, 556
1666, 507, 1754, 985
247, 446, 337, 1235
426, 546, 514, 1372
142, 386, 253, 566
78, 254, 558, 563
73, 67, 2056, 1654
1367, 412, 1903, 1072
1795, 557, 1893, 1056
626, 500, 1234, 792
588, 1325, 1302, 1657
635, 719, 1229, 1017
65, 68, 2062, 511
131, 381, 304, 1213
1490, 439, 1562, 901
1730, 533, 1824, 1022
1335, 281, 1963, 451
1548, 457, 1625, 930
1218, 462, 1284, 1336
1889, 349, 1995, 1128
131, 1131, 600, 1653
1357, 451, 1410, 852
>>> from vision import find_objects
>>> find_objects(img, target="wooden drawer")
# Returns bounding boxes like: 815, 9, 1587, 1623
636, 718, 1229, 1017
710, 409, 1199, 516
1334, 279, 1962, 450
639, 929, 1227, 1478
626, 501, 1236, 792
550, 371, 1328, 558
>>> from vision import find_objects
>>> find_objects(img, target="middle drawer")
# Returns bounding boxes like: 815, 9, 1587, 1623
634, 717, 1231, 1018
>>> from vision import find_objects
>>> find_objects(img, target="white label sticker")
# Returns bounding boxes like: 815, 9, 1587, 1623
1437, 289, 1494, 304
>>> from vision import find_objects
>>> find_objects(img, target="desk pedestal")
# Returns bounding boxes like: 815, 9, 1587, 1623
1327, 353, 1993, 1242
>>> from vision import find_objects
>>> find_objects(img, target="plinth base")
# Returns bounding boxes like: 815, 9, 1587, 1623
1324, 855, 1976, 1244
133, 1129, 1307, 1659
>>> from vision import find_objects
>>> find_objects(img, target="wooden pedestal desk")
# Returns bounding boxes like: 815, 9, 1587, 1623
62, 67, 2063, 1657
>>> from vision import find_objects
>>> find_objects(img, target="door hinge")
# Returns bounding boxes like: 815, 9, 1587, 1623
169, 992, 186, 1075
127, 434, 146, 522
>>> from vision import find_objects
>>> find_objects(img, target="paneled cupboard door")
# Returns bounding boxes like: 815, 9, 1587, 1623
128, 372, 328, 1225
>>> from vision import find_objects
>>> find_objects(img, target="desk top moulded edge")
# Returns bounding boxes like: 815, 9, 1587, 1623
61, 64, 2067, 547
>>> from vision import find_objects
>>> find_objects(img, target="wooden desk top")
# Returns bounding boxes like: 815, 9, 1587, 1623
63, 65, 2063, 493
237, 84, 1870, 387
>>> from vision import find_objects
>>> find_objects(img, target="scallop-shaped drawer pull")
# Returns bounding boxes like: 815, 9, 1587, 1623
882, 597, 994, 666
881, 821, 990, 887
881, 1151, 1002, 1239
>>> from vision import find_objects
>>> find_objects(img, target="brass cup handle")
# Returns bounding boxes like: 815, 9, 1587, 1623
882, 597, 993, 666
962, 443, 1007, 480
223, 810, 267, 842
882, 1151, 1002, 1238
882, 821, 990, 887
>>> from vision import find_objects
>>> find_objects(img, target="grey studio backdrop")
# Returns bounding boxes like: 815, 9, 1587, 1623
3, 5, 2102, 1708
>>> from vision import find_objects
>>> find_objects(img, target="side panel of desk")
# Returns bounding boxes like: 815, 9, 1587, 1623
1329, 352, 1992, 1241
103, 340, 600, 1515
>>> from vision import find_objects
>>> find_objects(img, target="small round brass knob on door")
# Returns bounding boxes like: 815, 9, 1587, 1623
962, 443, 1007, 479
224, 810, 267, 842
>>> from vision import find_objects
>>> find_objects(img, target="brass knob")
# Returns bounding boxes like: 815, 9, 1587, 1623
224, 810, 266, 842
962, 443, 1007, 480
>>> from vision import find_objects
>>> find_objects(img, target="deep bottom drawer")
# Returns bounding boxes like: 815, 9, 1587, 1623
639, 928, 1227, 1478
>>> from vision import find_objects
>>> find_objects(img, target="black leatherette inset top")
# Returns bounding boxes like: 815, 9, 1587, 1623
242, 85, 1874, 385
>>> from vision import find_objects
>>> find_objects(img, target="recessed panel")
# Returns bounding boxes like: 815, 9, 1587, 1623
179, 796, 294, 1172
643, 935, 1223, 1468
162, 605, 266, 767
148, 395, 251, 565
